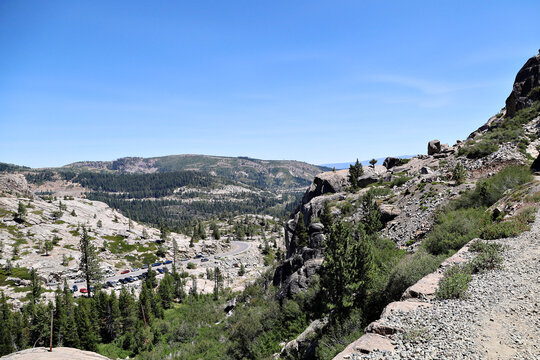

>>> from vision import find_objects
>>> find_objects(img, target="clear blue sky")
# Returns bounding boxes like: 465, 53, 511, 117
1, 1, 539, 168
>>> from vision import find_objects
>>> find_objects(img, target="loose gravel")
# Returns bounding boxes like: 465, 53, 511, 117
353, 209, 540, 360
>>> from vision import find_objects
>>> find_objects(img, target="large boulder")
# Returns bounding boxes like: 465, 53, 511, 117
380, 204, 401, 223
382, 157, 403, 169
357, 165, 388, 188
505, 51, 540, 117
531, 152, 540, 172
0, 174, 30, 197
301, 170, 349, 205
427, 139, 441, 155
279, 317, 329, 359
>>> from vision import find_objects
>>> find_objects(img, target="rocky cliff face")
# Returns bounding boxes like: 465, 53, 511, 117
505, 51, 540, 117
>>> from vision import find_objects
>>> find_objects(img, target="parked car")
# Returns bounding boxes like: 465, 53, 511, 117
163, 260, 172, 265
152, 262, 162, 267
194, 254, 202, 259
89, 286, 94, 291
156, 268, 164, 274
75, 279, 84, 283
142, 264, 149, 269
72, 285, 78, 292
118, 279, 126, 284
180, 257, 189, 262
201, 258, 210, 262
131, 268, 140, 272
127, 277, 135, 283
121, 270, 130, 274
80, 288, 88, 293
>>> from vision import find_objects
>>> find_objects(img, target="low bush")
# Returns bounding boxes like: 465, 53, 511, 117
388, 176, 411, 188
384, 249, 445, 301
436, 264, 471, 299
422, 207, 488, 255
480, 220, 529, 240
458, 140, 499, 159
468, 241, 504, 273
452, 166, 533, 210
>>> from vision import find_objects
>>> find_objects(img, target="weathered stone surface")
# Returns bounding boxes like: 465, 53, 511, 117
382, 157, 403, 169
505, 52, 540, 117
0, 347, 111, 359
401, 272, 443, 300
365, 320, 402, 335
308, 222, 324, 234
279, 317, 328, 359
333, 334, 394, 359
380, 301, 433, 318
427, 139, 441, 155
0, 174, 30, 198
531, 152, 540, 171
380, 204, 401, 223
301, 170, 349, 205
276, 258, 323, 299
357, 165, 387, 188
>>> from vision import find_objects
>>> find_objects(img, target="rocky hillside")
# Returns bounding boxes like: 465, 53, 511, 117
272, 51, 540, 359
0, 173, 285, 309
64, 154, 330, 190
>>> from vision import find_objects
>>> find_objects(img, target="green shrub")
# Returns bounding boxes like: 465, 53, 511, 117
423, 207, 489, 255
436, 264, 471, 299
451, 165, 533, 209
367, 187, 393, 197
480, 220, 529, 240
458, 140, 499, 159
187, 262, 196, 269
388, 176, 411, 188
468, 241, 503, 273
452, 163, 467, 185
384, 249, 445, 301
338, 201, 354, 216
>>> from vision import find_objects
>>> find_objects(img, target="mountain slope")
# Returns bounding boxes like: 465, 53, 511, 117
64, 154, 330, 190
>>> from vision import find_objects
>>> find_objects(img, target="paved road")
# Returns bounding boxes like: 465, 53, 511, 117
66, 241, 250, 292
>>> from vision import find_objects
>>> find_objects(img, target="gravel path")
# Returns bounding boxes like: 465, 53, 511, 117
354, 209, 540, 360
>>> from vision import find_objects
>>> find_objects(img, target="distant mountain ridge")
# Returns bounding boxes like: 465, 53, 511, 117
321, 155, 417, 170
64, 154, 330, 190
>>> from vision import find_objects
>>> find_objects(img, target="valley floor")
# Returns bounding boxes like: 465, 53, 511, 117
353, 209, 540, 360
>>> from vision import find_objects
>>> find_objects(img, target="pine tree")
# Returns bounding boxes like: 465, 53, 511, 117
348, 159, 364, 190
321, 221, 374, 317
295, 213, 309, 248
369, 158, 377, 167
0, 294, 14, 356
118, 288, 137, 334
30, 268, 43, 305
320, 201, 334, 232
361, 190, 382, 235
212, 225, 221, 240
213, 267, 223, 300
146, 267, 157, 289
158, 274, 174, 309
79, 226, 103, 297
75, 300, 99, 351
60, 283, 79, 348
15, 201, 26, 222
198, 222, 206, 240
44, 240, 53, 256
